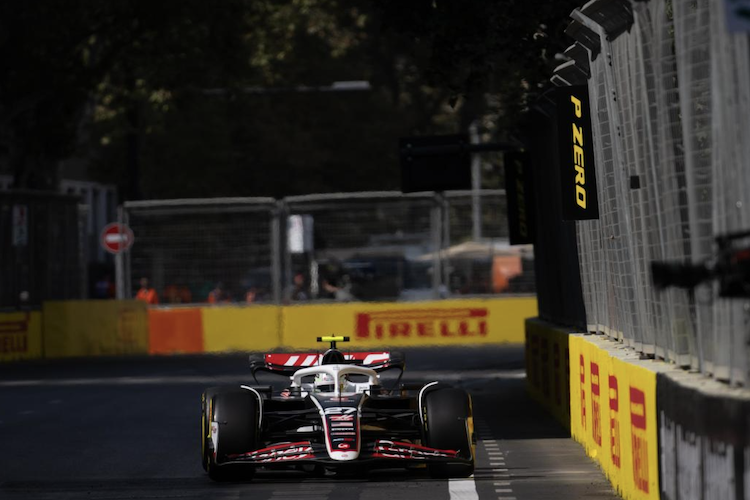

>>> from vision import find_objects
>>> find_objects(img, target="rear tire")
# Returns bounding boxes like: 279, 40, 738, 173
205, 389, 259, 481
423, 388, 475, 479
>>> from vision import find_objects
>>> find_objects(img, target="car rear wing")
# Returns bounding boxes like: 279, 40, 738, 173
249, 351, 405, 380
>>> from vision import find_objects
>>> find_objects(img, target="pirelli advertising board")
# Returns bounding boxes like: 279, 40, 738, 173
556, 86, 599, 220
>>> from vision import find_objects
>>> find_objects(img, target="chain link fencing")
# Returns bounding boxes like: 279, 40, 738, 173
555, 0, 750, 385
123, 190, 535, 307
0, 191, 84, 309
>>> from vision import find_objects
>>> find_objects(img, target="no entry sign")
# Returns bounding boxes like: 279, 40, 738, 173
101, 223, 134, 254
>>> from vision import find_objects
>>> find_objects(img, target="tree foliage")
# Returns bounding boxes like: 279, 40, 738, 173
1, 0, 579, 198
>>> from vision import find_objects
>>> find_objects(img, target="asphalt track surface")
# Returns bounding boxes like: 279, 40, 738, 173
0, 346, 618, 500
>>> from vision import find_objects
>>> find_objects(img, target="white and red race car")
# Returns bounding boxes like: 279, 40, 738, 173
201, 336, 475, 481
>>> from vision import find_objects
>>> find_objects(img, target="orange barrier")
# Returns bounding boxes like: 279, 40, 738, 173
148, 308, 204, 354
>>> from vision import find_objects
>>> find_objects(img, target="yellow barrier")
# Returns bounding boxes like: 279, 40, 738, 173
525, 318, 571, 429
43, 300, 149, 357
0, 311, 43, 362
282, 297, 537, 349
569, 335, 659, 500
201, 305, 281, 353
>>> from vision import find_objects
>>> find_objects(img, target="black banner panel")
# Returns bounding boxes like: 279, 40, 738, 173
399, 134, 471, 193
556, 86, 600, 220
504, 151, 536, 245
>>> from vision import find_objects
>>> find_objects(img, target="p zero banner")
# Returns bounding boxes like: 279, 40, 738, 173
556, 86, 599, 220
504, 151, 536, 245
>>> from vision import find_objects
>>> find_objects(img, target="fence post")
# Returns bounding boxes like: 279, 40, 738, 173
271, 201, 283, 305
115, 205, 125, 299
281, 201, 293, 303
431, 192, 443, 299
470, 121, 482, 241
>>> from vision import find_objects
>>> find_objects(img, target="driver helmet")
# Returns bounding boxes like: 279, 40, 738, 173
313, 372, 352, 393
313, 373, 336, 393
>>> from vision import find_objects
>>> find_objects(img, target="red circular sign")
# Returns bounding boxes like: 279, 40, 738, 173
101, 223, 134, 254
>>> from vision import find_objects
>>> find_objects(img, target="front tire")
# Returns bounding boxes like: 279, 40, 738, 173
423, 387, 475, 478
204, 389, 259, 481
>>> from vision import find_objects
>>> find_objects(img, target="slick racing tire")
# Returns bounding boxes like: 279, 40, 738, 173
205, 389, 259, 481
201, 386, 236, 471
423, 387, 475, 479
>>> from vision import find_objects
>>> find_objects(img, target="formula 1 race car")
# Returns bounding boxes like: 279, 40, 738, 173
200, 336, 475, 481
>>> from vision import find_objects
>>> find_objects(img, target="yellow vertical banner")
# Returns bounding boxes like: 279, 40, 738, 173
0, 311, 43, 362
43, 300, 148, 357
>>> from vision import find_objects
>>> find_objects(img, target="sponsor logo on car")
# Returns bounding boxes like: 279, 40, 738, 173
229, 441, 314, 463
266, 352, 390, 367
324, 407, 357, 415
330, 414, 354, 421
372, 440, 458, 460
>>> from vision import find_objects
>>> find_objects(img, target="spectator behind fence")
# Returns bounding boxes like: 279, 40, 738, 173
245, 286, 259, 303
95, 274, 115, 299
291, 273, 308, 301
135, 277, 159, 304
162, 284, 193, 304
208, 283, 230, 304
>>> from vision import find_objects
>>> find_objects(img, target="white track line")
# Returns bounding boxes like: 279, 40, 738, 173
449, 478, 479, 500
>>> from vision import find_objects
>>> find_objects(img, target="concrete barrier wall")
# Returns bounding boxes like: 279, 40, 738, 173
570, 334, 661, 500
527, 318, 750, 500
148, 307, 204, 355
0, 296, 535, 361
525, 318, 571, 429
282, 297, 536, 349
202, 305, 281, 353
143, 297, 537, 354
43, 300, 149, 357
0, 311, 43, 362
657, 371, 750, 500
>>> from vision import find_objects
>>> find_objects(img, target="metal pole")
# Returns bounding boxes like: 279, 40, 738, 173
431, 193, 443, 299
271, 202, 282, 305
122, 208, 132, 298
470, 122, 482, 241
282, 203, 293, 303
442, 194, 451, 298
115, 206, 125, 299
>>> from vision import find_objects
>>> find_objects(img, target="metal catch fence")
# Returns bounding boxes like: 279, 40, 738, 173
555, 0, 750, 385
123, 190, 534, 306
0, 191, 84, 308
